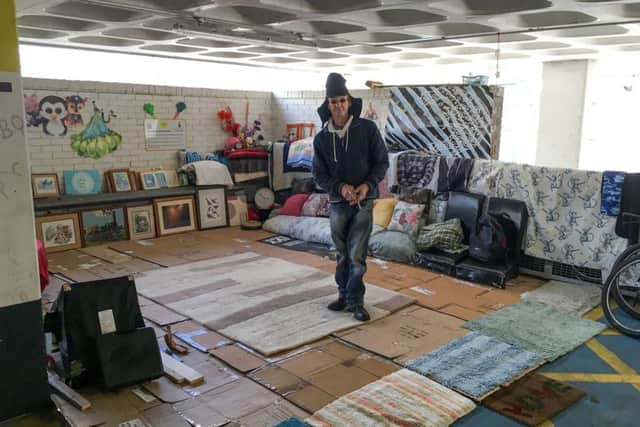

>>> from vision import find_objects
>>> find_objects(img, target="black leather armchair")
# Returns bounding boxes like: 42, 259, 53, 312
455, 197, 529, 288
413, 191, 486, 275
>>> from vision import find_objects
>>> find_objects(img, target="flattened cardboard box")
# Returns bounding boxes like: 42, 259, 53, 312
336, 305, 468, 364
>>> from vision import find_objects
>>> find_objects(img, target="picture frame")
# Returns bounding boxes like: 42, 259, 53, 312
80, 206, 128, 247
140, 171, 160, 190
154, 171, 168, 188
106, 169, 132, 192
35, 213, 82, 252
63, 169, 102, 195
196, 186, 229, 230
129, 171, 141, 192
153, 196, 197, 236
126, 204, 156, 240
31, 173, 61, 198
164, 170, 180, 188
227, 194, 248, 227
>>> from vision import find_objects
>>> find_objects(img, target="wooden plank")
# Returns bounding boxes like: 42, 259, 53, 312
48, 372, 91, 411
161, 352, 203, 385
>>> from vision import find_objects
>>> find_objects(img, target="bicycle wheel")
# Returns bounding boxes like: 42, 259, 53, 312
609, 243, 640, 277
602, 257, 640, 337
612, 255, 640, 319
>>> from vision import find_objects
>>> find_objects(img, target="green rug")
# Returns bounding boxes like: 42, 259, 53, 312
464, 301, 606, 361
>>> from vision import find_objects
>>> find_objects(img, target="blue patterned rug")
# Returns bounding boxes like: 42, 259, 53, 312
465, 301, 606, 361
406, 332, 542, 400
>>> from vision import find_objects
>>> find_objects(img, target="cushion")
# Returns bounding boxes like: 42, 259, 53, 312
280, 193, 310, 216
416, 218, 465, 252
301, 193, 329, 217
387, 201, 426, 238
291, 177, 314, 194
369, 231, 417, 264
373, 198, 398, 228
399, 187, 432, 205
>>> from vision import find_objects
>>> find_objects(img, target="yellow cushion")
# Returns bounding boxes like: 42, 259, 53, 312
373, 198, 398, 228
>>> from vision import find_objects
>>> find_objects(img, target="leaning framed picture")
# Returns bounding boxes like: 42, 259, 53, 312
196, 186, 228, 229
227, 194, 248, 226
126, 204, 156, 240
63, 169, 102, 195
106, 169, 132, 192
80, 206, 128, 247
31, 173, 61, 198
140, 171, 159, 190
35, 213, 82, 252
153, 196, 197, 236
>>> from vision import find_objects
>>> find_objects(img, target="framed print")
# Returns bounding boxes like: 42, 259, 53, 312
196, 186, 228, 229
164, 170, 180, 188
107, 169, 132, 192
35, 213, 82, 252
31, 173, 60, 198
153, 196, 197, 236
126, 205, 156, 240
227, 194, 248, 227
129, 171, 141, 192
63, 170, 102, 195
80, 207, 128, 247
154, 171, 168, 188
141, 171, 159, 190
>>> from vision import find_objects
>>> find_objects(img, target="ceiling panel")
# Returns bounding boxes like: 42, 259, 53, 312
15, 0, 640, 73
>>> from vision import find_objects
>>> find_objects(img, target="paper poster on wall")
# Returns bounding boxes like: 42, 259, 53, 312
144, 119, 186, 150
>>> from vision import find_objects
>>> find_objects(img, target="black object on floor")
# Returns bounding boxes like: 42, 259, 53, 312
259, 235, 337, 260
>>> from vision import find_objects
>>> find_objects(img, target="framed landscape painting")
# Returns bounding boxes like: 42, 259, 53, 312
31, 173, 60, 198
126, 205, 156, 240
153, 196, 197, 236
196, 186, 228, 229
80, 207, 128, 246
35, 213, 82, 252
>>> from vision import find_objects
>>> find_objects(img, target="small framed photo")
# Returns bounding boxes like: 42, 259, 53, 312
140, 171, 159, 190
80, 206, 128, 247
35, 213, 82, 252
126, 204, 156, 240
164, 170, 180, 188
153, 196, 197, 236
196, 186, 228, 229
63, 169, 102, 195
31, 173, 61, 198
106, 169, 132, 192
227, 194, 248, 226
154, 171, 168, 188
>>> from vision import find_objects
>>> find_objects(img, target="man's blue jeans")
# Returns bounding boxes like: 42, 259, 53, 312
329, 199, 373, 307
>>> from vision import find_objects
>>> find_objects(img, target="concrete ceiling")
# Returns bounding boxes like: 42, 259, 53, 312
15, 0, 640, 72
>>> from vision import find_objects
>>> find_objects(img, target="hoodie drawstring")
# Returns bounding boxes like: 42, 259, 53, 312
332, 127, 349, 163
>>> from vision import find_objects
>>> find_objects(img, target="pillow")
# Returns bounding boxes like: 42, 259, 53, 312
387, 201, 426, 238
399, 186, 432, 205
369, 231, 417, 264
416, 218, 464, 252
301, 193, 329, 217
373, 198, 398, 228
279, 193, 310, 216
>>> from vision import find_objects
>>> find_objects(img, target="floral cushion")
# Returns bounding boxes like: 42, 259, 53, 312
301, 193, 329, 217
387, 201, 426, 239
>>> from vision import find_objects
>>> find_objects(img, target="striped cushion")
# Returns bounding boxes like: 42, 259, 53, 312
307, 369, 475, 427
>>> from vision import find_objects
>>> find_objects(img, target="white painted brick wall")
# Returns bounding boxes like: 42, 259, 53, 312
23, 78, 275, 187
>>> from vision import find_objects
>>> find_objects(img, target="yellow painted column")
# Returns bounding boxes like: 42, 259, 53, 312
0, 0, 20, 73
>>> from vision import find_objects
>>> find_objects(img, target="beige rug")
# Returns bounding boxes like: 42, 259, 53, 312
135, 252, 414, 355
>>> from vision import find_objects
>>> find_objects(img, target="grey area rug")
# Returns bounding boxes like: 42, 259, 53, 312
464, 301, 606, 361
521, 280, 601, 315
406, 332, 542, 400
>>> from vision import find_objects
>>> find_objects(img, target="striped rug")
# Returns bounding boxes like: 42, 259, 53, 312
307, 369, 475, 427
406, 332, 542, 400
135, 252, 414, 355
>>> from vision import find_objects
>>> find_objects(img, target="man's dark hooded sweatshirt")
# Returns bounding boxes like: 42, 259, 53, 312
312, 95, 389, 203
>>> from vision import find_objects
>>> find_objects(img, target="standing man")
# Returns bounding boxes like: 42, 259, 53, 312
313, 73, 389, 321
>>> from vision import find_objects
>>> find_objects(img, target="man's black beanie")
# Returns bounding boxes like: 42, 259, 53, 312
326, 72, 349, 98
